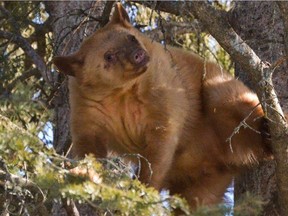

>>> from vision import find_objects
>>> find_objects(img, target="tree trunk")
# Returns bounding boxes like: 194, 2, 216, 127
45, 1, 106, 215
231, 2, 288, 215
46, 1, 105, 155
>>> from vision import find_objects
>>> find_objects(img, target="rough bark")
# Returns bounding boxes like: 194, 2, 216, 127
231, 2, 288, 215
277, 2, 288, 57
46, 1, 106, 215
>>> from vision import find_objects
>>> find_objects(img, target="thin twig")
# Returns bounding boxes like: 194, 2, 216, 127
226, 103, 262, 153
62, 198, 80, 216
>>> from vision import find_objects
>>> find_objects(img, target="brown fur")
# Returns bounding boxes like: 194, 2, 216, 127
53, 3, 272, 209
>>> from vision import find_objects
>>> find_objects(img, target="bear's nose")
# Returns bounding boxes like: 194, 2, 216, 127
131, 49, 146, 65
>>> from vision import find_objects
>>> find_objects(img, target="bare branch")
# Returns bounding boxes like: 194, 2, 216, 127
62, 199, 80, 216
226, 103, 262, 153
0, 30, 51, 85
0, 5, 21, 34
135, 1, 188, 17
100, 1, 114, 27
144, 21, 202, 42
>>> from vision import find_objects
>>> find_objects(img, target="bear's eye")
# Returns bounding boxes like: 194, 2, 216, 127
127, 34, 137, 43
104, 52, 116, 63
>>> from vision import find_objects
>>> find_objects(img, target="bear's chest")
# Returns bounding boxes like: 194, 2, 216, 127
100, 92, 148, 153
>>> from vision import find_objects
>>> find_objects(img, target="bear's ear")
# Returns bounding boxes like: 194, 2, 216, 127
53, 54, 83, 77
110, 3, 130, 26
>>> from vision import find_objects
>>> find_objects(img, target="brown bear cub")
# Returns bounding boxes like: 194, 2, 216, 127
54, 3, 272, 209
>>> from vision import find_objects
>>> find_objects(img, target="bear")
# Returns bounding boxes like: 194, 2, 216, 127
53, 3, 272, 210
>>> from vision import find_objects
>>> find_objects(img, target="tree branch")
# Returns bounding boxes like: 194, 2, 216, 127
99, 1, 114, 27
0, 30, 51, 85
144, 21, 202, 42
62, 199, 80, 216
135, 1, 187, 17
0, 5, 21, 34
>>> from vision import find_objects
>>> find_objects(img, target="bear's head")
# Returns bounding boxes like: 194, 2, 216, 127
53, 3, 150, 88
